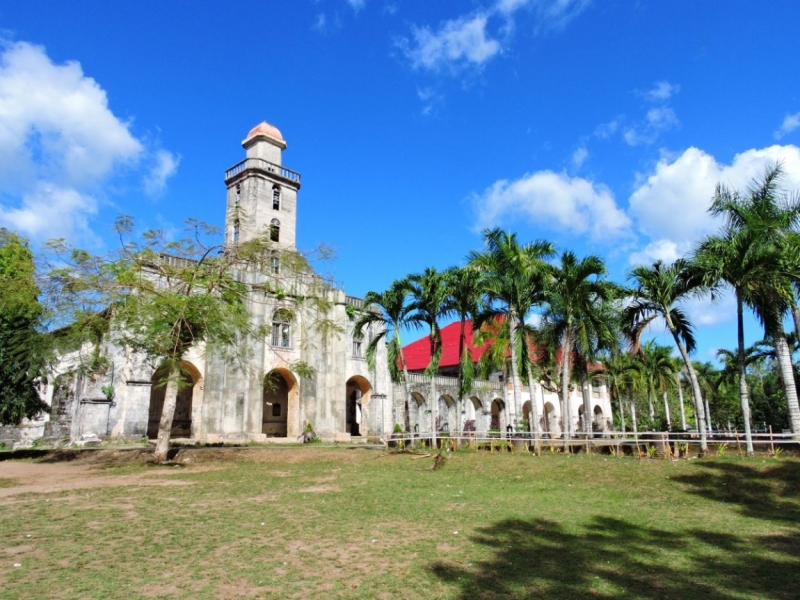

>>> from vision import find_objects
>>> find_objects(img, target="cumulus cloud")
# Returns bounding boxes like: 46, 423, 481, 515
628, 239, 684, 266
348, 0, 367, 11
473, 170, 631, 241
0, 41, 177, 242
0, 183, 97, 241
775, 111, 800, 140
629, 145, 800, 246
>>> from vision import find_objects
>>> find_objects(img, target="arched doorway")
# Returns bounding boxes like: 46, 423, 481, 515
147, 362, 200, 439
593, 405, 604, 432
264, 370, 295, 437
465, 396, 481, 432
522, 401, 532, 432
490, 398, 505, 432
346, 376, 371, 437
439, 395, 455, 433
410, 392, 426, 433
543, 402, 558, 437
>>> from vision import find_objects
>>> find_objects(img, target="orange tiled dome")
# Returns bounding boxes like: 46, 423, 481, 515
244, 121, 284, 143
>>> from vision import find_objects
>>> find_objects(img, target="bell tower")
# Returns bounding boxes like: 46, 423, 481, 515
224, 121, 301, 249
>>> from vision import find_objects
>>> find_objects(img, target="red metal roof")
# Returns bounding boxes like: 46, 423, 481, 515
401, 320, 490, 371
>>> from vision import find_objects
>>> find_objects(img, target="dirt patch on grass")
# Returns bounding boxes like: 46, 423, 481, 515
0, 460, 195, 501
297, 484, 340, 493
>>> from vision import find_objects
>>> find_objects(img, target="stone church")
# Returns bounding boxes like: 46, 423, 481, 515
2, 122, 394, 446
1, 120, 613, 448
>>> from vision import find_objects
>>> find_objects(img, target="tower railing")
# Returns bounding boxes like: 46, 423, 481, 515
224, 158, 301, 185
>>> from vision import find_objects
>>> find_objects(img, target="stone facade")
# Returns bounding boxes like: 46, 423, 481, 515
8, 122, 394, 446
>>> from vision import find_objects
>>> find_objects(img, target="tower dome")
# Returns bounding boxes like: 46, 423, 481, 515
243, 121, 286, 147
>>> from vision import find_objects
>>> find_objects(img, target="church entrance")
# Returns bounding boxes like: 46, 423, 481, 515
263, 371, 291, 437
345, 376, 371, 437
147, 363, 199, 439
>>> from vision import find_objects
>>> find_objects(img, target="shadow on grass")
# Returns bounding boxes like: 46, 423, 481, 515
431, 515, 800, 600
672, 460, 800, 524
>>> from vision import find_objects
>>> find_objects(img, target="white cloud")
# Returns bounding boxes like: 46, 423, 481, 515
532, 0, 592, 32
473, 170, 631, 241
623, 106, 679, 146
775, 111, 800, 140
399, 1, 590, 75
313, 13, 327, 31
144, 150, 181, 197
0, 41, 178, 242
0, 183, 96, 241
643, 80, 680, 102
571, 145, 588, 169
683, 292, 736, 327
628, 239, 684, 266
0, 41, 142, 191
347, 0, 366, 12
402, 14, 502, 72
628, 144, 800, 261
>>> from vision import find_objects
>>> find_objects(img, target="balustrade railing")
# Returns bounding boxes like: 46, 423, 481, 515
225, 158, 301, 184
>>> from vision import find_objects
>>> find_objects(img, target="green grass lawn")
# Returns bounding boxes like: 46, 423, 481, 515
1, 447, 799, 599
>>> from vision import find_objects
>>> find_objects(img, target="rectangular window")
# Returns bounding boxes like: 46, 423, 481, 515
272, 187, 281, 210
270, 256, 280, 275
353, 339, 363, 357
272, 323, 290, 347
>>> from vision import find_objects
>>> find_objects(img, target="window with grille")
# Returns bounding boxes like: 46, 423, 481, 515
272, 186, 281, 210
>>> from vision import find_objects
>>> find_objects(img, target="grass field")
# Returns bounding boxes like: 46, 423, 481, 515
1, 446, 799, 599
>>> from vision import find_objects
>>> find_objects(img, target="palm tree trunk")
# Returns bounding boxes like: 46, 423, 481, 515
618, 392, 626, 434
430, 375, 438, 447
775, 334, 800, 435
561, 326, 572, 451
507, 311, 522, 429
648, 388, 655, 421
705, 397, 713, 432
153, 370, 180, 464
526, 370, 542, 455
735, 293, 754, 456
582, 375, 592, 435
676, 373, 687, 431
398, 340, 411, 434
662, 391, 671, 430
668, 326, 708, 455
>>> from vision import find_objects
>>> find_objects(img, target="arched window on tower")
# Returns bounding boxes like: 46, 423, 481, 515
271, 309, 292, 348
233, 220, 240, 243
270, 251, 280, 275
272, 185, 281, 210
235, 183, 241, 207
270, 219, 280, 243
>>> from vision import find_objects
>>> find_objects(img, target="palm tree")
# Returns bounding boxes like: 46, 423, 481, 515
354, 278, 413, 432
408, 267, 451, 445
444, 266, 485, 435
632, 341, 675, 429
599, 349, 636, 434
708, 163, 800, 435
670, 357, 689, 431
468, 229, 555, 429
624, 259, 708, 454
541, 251, 618, 443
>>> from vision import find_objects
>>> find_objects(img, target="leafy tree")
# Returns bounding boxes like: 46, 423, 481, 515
354, 278, 413, 431
624, 260, 708, 454
468, 229, 555, 429
0, 230, 49, 424
45, 217, 325, 462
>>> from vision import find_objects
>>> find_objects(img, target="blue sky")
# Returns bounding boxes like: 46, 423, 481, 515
1, 1, 800, 360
